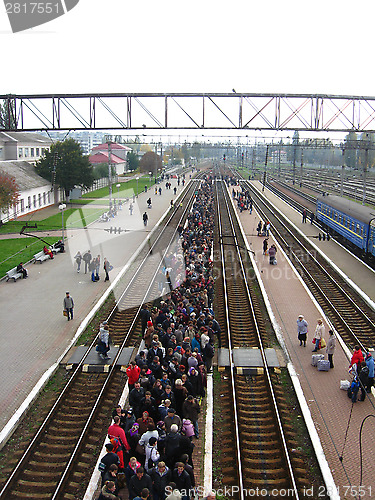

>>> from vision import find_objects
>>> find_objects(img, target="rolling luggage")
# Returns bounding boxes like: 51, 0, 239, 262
311, 354, 324, 366
317, 359, 330, 371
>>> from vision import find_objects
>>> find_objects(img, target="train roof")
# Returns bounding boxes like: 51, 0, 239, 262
317, 195, 375, 224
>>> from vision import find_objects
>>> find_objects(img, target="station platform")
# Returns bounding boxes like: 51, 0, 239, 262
235, 182, 375, 495
0, 174, 186, 442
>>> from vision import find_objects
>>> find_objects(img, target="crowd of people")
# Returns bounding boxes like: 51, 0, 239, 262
98, 179, 220, 500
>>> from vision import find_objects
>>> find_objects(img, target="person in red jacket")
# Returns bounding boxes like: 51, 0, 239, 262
108, 416, 131, 469
127, 361, 141, 391
350, 345, 364, 374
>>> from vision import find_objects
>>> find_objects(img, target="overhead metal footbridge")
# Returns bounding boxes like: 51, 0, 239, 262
1, 93, 375, 132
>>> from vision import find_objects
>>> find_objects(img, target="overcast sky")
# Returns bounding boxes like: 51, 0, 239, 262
1, 0, 375, 98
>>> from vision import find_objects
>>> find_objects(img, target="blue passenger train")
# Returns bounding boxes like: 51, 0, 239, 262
316, 195, 375, 258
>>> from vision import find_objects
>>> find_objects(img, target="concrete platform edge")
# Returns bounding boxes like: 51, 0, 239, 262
227, 182, 340, 498
204, 372, 213, 496
0, 362, 58, 450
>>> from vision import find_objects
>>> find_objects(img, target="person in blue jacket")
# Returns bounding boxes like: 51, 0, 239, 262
365, 352, 374, 393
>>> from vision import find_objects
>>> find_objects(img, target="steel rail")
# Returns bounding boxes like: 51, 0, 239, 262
217, 179, 300, 498
215, 179, 245, 500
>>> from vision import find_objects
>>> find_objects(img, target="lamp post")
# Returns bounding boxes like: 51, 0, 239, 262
116, 183, 121, 205
59, 203, 67, 245
149, 171, 152, 185
136, 176, 139, 198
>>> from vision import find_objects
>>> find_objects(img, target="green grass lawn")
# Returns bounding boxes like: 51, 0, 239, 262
0, 237, 58, 278
0, 207, 104, 235
82, 176, 154, 199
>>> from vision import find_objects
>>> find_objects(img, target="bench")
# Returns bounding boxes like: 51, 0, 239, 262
33, 250, 51, 263
6, 267, 23, 282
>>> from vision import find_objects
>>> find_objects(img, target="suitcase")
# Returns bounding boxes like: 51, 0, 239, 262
317, 359, 330, 371
311, 354, 324, 366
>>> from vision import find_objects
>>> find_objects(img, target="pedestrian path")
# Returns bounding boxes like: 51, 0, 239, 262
0, 175, 186, 440
235, 182, 375, 495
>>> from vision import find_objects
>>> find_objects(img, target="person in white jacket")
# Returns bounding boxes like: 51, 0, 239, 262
312, 318, 325, 352
145, 436, 160, 472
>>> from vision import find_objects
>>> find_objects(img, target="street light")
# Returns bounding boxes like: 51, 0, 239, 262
116, 183, 121, 205
59, 203, 67, 245
136, 176, 139, 198
149, 171, 152, 185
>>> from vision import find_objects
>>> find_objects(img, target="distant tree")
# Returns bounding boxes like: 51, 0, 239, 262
139, 151, 162, 175
0, 98, 16, 129
93, 163, 116, 180
0, 172, 19, 219
35, 139, 94, 200
127, 150, 139, 172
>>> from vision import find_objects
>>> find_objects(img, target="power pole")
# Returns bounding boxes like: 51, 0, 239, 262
262, 145, 269, 192
108, 141, 113, 210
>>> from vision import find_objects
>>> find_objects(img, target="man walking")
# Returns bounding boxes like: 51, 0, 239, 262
143, 212, 148, 226
83, 250, 92, 274
63, 291, 74, 321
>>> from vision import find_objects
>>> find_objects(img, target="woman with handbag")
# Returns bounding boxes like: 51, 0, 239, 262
312, 318, 325, 352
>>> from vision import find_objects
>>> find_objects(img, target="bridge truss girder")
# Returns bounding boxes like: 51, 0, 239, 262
1, 93, 375, 133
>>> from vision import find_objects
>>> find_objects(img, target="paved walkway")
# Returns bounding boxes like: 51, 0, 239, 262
0, 175, 187, 434
237, 182, 375, 495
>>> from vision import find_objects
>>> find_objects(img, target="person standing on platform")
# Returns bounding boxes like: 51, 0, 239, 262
358, 361, 369, 401
83, 250, 92, 274
302, 209, 307, 223
312, 318, 325, 352
297, 314, 308, 347
349, 345, 364, 374
365, 352, 374, 392
256, 221, 262, 236
326, 330, 336, 368
74, 251, 82, 273
143, 212, 148, 226
262, 238, 268, 255
104, 258, 112, 282
310, 212, 314, 224
129, 203, 134, 215
63, 291, 74, 321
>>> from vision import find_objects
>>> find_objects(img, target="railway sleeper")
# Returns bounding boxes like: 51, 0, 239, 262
49, 425, 83, 435
240, 432, 279, 441
29, 459, 65, 468
16, 478, 57, 490
242, 457, 285, 468
43, 434, 77, 443
243, 468, 287, 478
12, 491, 52, 499
34, 450, 69, 459
245, 478, 290, 487
22, 469, 60, 478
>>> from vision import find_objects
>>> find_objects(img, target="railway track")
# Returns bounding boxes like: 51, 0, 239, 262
0, 178, 203, 500
239, 178, 375, 352
213, 179, 323, 497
